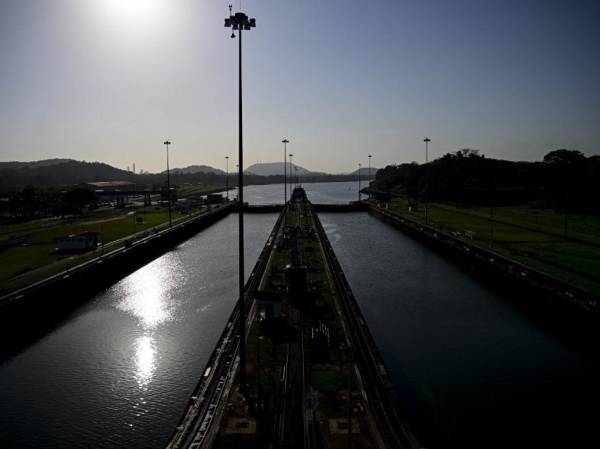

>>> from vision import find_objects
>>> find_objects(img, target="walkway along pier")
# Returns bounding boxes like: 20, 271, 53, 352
165, 188, 420, 449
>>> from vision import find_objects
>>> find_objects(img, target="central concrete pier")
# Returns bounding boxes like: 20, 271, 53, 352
165, 188, 419, 449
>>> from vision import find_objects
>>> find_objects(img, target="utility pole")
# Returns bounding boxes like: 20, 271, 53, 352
289, 153, 294, 195
358, 163, 362, 201
225, 156, 229, 201
225, 4, 256, 394
163, 140, 172, 228
282, 138, 289, 204
294, 166, 298, 188
424, 138, 431, 225
368, 154, 372, 199
490, 162, 495, 248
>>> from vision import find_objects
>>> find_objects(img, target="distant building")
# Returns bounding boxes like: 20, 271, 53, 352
56, 231, 99, 253
176, 199, 194, 214
86, 181, 136, 189
206, 193, 224, 205
83, 181, 151, 208
161, 186, 178, 203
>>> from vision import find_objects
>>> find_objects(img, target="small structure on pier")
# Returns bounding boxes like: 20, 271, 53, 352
56, 231, 99, 253
255, 291, 282, 321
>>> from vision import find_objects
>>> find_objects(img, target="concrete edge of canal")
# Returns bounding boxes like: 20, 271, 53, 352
0, 203, 238, 357
368, 204, 600, 319
164, 205, 286, 449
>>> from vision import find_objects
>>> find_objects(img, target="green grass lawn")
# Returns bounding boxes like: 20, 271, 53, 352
388, 197, 600, 296
0, 206, 205, 295
0, 208, 127, 244
434, 201, 600, 245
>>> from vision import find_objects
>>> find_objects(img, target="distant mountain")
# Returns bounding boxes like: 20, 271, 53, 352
245, 162, 318, 177
0, 159, 136, 191
349, 167, 379, 177
0, 158, 74, 171
0, 157, 368, 193
169, 165, 225, 175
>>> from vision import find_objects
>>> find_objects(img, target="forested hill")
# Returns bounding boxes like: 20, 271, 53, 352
371, 149, 600, 213
0, 159, 73, 170
0, 159, 361, 193
0, 160, 235, 192
0, 160, 137, 191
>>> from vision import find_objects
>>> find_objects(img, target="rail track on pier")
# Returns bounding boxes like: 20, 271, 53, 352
164, 211, 285, 449
313, 206, 421, 449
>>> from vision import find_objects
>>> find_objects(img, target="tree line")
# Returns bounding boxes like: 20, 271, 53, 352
370, 149, 600, 213
0, 160, 362, 222
0, 186, 99, 221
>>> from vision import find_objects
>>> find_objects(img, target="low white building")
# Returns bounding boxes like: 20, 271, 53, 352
57, 231, 99, 253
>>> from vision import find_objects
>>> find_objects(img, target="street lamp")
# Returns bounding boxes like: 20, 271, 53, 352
225, 156, 229, 201
368, 154, 372, 199
282, 138, 289, 204
163, 140, 172, 228
358, 163, 362, 201
424, 138, 431, 225
289, 153, 294, 195
224, 4, 256, 393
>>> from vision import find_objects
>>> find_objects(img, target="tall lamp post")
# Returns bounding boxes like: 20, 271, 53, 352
368, 154, 372, 199
225, 156, 230, 201
294, 166, 298, 188
424, 138, 431, 225
225, 5, 256, 393
163, 140, 172, 228
282, 138, 289, 204
358, 163, 362, 201
289, 153, 294, 194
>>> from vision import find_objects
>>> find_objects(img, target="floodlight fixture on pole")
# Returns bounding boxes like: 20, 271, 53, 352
224, 4, 256, 394
282, 138, 289, 205
424, 138, 431, 225
163, 140, 172, 228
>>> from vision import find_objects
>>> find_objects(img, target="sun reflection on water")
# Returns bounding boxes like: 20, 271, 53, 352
115, 255, 183, 390
134, 335, 156, 388
116, 255, 182, 329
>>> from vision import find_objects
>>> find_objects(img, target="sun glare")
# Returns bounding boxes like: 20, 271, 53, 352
134, 335, 156, 387
100, 0, 166, 27
116, 255, 181, 329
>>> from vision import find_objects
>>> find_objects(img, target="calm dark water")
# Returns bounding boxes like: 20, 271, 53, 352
321, 212, 599, 449
0, 213, 277, 449
2, 183, 598, 449
220, 180, 364, 204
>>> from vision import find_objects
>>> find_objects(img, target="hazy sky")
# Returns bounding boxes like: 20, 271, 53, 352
1, 0, 598, 173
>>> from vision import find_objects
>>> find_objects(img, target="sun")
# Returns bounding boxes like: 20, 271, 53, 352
100, 0, 166, 27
